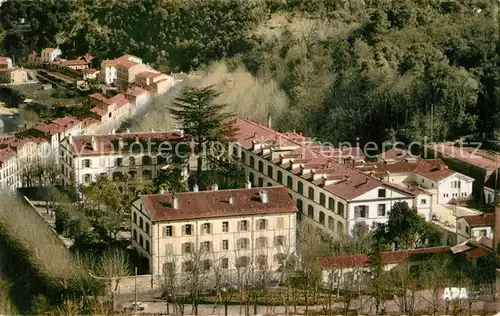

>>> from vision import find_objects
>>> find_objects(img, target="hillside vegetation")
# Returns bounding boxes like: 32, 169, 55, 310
0, 0, 498, 145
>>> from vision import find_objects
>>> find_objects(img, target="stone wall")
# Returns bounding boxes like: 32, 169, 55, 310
115, 274, 157, 295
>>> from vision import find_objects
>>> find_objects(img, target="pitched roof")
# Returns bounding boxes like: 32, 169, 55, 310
0, 147, 16, 163
90, 107, 107, 117
101, 59, 117, 67
60, 59, 87, 66
320, 247, 451, 269
66, 131, 186, 156
140, 187, 297, 222
366, 157, 456, 182
428, 143, 499, 177
126, 87, 148, 96
83, 68, 98, 74
32, 116, 81, 136
460, 213, 495, 228
234, 118, 416, 201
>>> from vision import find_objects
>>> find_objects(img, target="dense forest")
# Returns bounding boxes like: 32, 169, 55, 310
0, 0, 498, 145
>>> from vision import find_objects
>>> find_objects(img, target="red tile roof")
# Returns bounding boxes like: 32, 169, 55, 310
126, 87, 148, 96
67, 131, 186, 156
101, 59, 117, 67
61, 59, 87, 66
234, 118, 417, 200
90, 107, 107, 117
32, 116, 81, 136
0, 147, 16, 163
140, 187, 297, 222
320, 247, 451, 269
428, 143, 499, 177
365, 156, 456, 182
0, 57, 11, 63
137, 71, 162, 79
81, 117, 100, 126
460, 213, 495, 228
83, 68, 98, 74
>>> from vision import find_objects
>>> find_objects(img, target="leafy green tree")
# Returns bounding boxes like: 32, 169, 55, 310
373, 201, 443, 250
208, 157, 247, 190
153, 167, 188, 193
169, 85, 237, 187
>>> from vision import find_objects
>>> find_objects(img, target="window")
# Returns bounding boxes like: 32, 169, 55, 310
355, 206, 367, 218
337, 202, 345, 217
256, 237, 267, 248
185, 224, 192, 235
308, 205, 314, 218
258, 161, 264, 173
250, 156, 255, 168
337, 222, 344, 235
222, 221, 229, 232
238, 238, 249, 250
203, 223, 211, 234
108, 112, 112, 118
84, 174, 91, 183
287, 176, 293, 189
465, 226, 470, 234
133, 212, 137, 224
319, 193, 326, 206
163, 262, 174, 276
378, 189, 386, 197
267, 165, 273, 177
328, 217, 335, 231
258, 219, 267, 230
83, 159, 91, 168
457, 222, 462, 230
478, 229, 487, 236
145, 223, 150, 235
222, 240, 229, 250
116, 158, 122, 166
182, 260, 193, 272
236, 256, 250, 268
201, 241, 212, 252
249, 172, 254, 185
308, 187, 314, 199
183, 242, 193, 254
165, 244, 173, 255
297, 199, 303, 221
276, 217, 284, 229
112, 172, 122, 181
146, 240, 150, 253
257, 255, 267, 269
241, 152, 246, 164
163, 225, 173, 237
277, 170, 283, 183
377, 204, 386, 217
139, 217, 144, 229
239, 220, 248, 232
142, 170, 152, 180
100, 173, 107, 179
267, 182, 273, 186
221, 258, 229, 269
139, 235, 143, 247
421, 199, 427, 205
274, 235, 285, 247
129, 156, 136, 166
258, 177, 264, 187
328, 198, 335, 212
128, 170, 137, 180
422, 179, 424, 183
202, 259, 211, 271
133, 229, 137, 241
319, 212, 325, 225
297, 181, 303, 194
142, 155, 152, 165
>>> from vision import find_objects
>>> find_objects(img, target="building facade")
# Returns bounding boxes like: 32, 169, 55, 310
232, 118, 424, 236
456, 213, 494, 244
59, 131, 187, 191
0, 57, 13, 69
0, 68, 28, 84
131, 187, 297, 283
40, 47, 62, 63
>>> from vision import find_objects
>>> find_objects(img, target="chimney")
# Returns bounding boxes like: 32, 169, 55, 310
229, 193, 235, 205
494, 206, 500, 252
267, 112, 272, 129
111, 128, 116, 134
246, 180, 252, 189
260, 190, 268, 204
193, 184, 199, 192
172, 193, 179, 209
118, 137, 125, 150
91, 136, 98, 151
126, 128, 131, 133
212, 183, 218, 191
68, 133, 73, 144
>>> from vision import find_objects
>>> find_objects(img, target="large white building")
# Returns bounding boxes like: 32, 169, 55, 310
58, 131, 187, 191
131, 186, 297, 283
232, 118, 426, 236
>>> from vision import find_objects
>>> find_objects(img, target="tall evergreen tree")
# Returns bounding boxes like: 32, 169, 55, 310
169, 85, 237, 187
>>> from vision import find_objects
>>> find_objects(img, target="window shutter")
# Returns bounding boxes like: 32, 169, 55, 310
237, 221, 241, 232
162, 227, 166, 237
88, 159, 92, 168
265, 219, 268, 230
81, 160, 84, 168
171, 226, 175, 237
201, 224, 204, 235
181, 225, 185, 236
